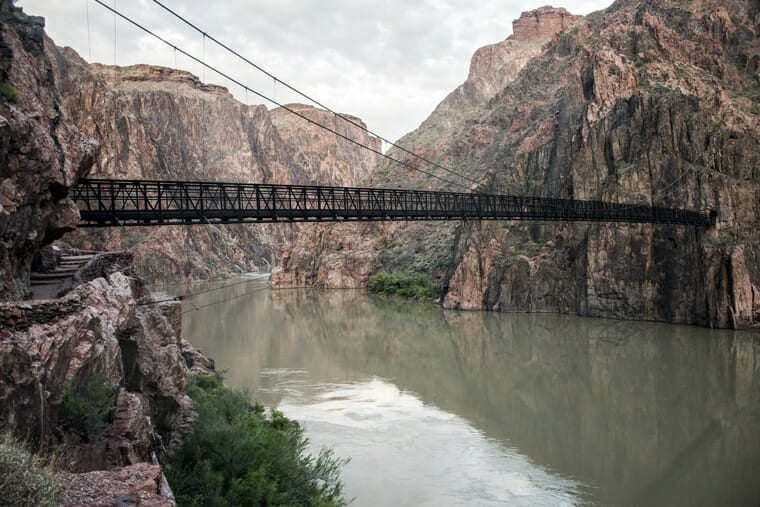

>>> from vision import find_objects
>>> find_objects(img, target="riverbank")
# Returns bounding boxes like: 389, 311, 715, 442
0, 251, 204, 503
183, 282, 760, 506
0, 253, 352, 505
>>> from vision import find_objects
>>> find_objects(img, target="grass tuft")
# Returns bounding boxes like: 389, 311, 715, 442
0, 434, 63, 507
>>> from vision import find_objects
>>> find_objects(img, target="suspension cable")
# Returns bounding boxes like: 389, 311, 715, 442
150, 0, 484, 190
93, 0, 470, 191
140, 275, 269, 306
180, 285, 271, 314
85, 0, 92, 61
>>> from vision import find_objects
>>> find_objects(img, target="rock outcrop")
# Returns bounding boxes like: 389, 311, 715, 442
274, 0, 760, 329
511, 7, 582, 41
51, 48, 381, 282
0, 0, 97, 300
0, 268, 205, 471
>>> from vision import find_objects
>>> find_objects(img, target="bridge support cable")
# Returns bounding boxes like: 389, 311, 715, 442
92, 0, 470, 192
72, 179, 714, 227
150, 0, 484, 190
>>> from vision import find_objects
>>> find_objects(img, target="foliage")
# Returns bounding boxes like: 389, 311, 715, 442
0, 434, 63, 507
368, 272, 441, 300
167, 374, 348, 506
59, 374, 117, 439
0, 82, 20, 103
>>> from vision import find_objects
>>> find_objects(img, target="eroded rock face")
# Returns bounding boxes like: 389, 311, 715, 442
50, 47, 381, 282
276, 0, 760, 329
0, 269, 209, 471
511, 7, 583, 42
273, 6, 564, 291
0, 0, 98, 300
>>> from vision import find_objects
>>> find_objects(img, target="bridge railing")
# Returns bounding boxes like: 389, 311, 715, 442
71, 179, 714, 227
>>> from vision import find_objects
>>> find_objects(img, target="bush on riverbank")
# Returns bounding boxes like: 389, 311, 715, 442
167, 374, 348, 506
59, 374, 117, 439
0, 434, 63, 507
368, 272, 441, 300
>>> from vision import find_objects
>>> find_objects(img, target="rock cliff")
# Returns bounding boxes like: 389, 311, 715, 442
51, 48, 381, 282
0, 3, 214, 504
0, 1, 97, 301
0, 251, 212, 506
511, 6, 582, 41
272, 5, 577, 290
274, 0, 760, 329
0, 261, 197, 470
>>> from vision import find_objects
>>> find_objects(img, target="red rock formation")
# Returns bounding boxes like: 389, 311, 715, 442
510, 6, 582, 41
51, 47, 381, 283
0, 267, 209, 469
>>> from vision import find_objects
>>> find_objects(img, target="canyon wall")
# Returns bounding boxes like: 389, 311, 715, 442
274, 1, 760, 329
52, 50, 381, 282
0, 1, 97, 301
0, 4, 213, 504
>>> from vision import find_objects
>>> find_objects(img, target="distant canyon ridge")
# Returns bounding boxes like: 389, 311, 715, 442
5, 0, 760, 328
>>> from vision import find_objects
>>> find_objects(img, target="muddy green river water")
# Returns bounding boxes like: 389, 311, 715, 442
181, 278, 760, 506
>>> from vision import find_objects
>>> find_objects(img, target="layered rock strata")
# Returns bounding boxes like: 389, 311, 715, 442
511, 6, 582, 41
274, 0, 760, 329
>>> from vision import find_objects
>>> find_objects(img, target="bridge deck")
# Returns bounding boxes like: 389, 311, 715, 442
71, 179, 714, 227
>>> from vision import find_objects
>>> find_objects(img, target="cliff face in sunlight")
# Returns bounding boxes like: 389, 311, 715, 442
274, 1, 760, 328
51, 50, 381, 282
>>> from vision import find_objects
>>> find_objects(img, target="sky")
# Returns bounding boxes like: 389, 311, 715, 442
17, 0, 612, 145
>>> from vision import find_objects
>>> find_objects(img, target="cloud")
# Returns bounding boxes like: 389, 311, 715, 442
17, 0, 612, 142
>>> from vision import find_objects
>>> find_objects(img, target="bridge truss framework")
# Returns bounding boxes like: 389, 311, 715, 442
72, 179, 714, 228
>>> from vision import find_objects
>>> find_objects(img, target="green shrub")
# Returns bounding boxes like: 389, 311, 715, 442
60, 374, 117, 439
0, 82, 20, 103
0, 434, 62, 507
167, 374, 348, 506
368, 272, 441, 300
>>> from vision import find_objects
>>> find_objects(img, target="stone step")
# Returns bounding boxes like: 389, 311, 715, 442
30, 279, 64, 286
51, 266, 80, 273
60, 254, 94, 262
30, 271, 77, 281
58, 262, 86, 269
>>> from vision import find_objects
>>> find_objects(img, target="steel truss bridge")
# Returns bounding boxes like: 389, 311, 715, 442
72, 179, 715, 228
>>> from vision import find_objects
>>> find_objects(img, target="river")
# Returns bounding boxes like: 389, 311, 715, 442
180, 277, 760, 506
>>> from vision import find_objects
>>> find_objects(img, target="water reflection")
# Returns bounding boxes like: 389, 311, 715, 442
182, 282, 760, 506
273, 375, 580, 506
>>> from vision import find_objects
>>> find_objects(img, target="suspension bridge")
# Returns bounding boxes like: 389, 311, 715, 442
72, 178, 714, 227
68, 3, 716, 230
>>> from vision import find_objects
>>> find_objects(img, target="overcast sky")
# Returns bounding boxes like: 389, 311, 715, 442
18, 0, 612, 144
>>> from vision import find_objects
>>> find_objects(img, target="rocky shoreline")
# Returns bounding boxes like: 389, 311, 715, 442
0, 251, 215, 504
